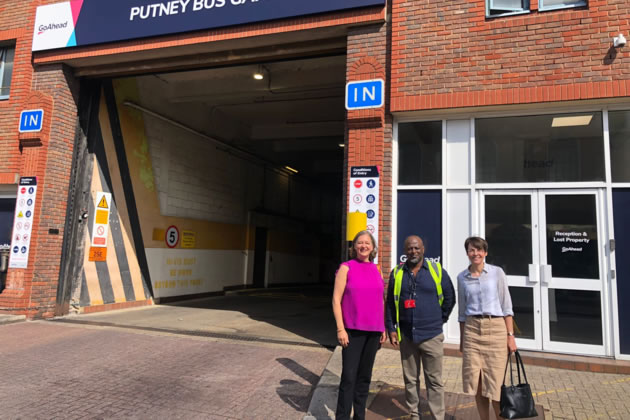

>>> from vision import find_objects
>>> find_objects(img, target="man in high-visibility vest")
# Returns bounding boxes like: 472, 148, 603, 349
385, 235, 455, 420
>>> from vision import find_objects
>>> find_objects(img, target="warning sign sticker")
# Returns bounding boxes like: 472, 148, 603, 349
91, 192, 112, 249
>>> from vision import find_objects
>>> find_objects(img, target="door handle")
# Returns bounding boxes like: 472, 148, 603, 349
528, 264, 539, 283
541, 265, 552, 285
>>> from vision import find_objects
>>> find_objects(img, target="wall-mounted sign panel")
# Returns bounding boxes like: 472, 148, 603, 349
346, 79, 385, 110
9, 177, 38, 269
19, 110, 44, 133
349, 166, 379, 260
32, 0, 385, 52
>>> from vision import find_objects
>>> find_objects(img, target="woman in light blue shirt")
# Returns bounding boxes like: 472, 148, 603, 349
457, 237, 516, 420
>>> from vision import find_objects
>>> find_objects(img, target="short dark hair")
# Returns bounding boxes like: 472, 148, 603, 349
464, 236, 488, 252
349, 230, 378, 261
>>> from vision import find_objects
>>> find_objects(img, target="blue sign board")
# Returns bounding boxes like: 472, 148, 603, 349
345, 79, 385, 110
19, 109, 44, 133
33, 0, 385, 52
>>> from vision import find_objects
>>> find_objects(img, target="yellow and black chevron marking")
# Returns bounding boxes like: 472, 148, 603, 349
80, 93, 149, 307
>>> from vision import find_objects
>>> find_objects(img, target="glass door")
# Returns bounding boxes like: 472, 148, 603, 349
480, 190, 607, 355
539, 191, 606, 355
480, 191, 542, 350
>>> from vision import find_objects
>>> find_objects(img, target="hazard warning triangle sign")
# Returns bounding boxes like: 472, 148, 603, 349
97, 196, 109, 209
18, 211, 24, 218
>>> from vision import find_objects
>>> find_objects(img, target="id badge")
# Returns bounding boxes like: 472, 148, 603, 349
404, 299, 416, 309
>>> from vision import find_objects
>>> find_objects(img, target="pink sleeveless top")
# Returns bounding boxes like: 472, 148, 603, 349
340, 259, 385, 332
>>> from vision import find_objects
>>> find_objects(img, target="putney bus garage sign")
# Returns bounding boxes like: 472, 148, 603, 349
32, 0, 385, 52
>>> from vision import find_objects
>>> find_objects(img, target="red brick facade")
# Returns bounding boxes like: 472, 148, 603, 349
0, 1, 79, 318
3, 0, 630, 318
391, 0, 630, 111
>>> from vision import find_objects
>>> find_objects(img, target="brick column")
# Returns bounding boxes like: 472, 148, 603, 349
346, 22, 393, 275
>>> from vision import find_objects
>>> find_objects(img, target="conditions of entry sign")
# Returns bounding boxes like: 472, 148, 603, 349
9, 177, 38, 269
349, 166, 380, 260
345, 79, 385, 110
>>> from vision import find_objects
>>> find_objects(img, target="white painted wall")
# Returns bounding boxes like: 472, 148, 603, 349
146, 248, 246, 298
145, 115, 250, 224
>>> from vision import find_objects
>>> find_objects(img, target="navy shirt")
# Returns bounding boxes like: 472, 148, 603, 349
385, 260, 456, 343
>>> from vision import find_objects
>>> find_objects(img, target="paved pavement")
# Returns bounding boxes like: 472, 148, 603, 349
306, 347, 630, 420
2, 289, 630, 420
0, 321, 332, 420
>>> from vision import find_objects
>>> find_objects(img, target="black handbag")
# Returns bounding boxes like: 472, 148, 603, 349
500, 350, 538, 419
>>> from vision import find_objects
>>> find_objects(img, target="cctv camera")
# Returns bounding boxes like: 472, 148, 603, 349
614, 34, 627, 48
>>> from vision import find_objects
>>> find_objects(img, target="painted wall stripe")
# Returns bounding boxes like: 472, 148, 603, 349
98, 93, 146, 301
79, 270, 90, 307
103, 81, 154, 297
94, 132, 135, 302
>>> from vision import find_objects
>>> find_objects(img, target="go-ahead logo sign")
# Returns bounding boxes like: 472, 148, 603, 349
32, 0, 385, 52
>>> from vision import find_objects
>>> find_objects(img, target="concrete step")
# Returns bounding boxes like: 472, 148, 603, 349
0, 314, 26, 325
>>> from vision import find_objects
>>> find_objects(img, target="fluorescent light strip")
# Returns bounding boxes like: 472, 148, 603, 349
551, 115, 593, 127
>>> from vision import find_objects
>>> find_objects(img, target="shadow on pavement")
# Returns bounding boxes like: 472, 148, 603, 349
276, 358, 323, 412
163, 285, 337, 347
64, 284, 338, 349
366, 386, 546, 420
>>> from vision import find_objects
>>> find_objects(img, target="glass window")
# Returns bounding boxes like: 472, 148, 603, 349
609, 110, 630, 183
485, 195, 533, 277
539, 0, 586, 11
545, 194, 599, 279
548, 289, 602, 345
398, 121, 442, 185
0, 198, 16, 248
475, 112, 604, 183
487, 0, 529, 16
0, 45, 15, 99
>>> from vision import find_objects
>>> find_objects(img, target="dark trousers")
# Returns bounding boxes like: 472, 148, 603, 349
336, 329, 381, 420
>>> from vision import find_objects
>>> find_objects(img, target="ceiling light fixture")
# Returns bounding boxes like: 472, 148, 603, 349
284, 166, 298, 174
338, 143, 345, 148
253, 64, 265, 80
551, 115, 593, 127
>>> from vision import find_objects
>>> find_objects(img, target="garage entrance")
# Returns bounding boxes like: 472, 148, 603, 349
73, 53, 348, 308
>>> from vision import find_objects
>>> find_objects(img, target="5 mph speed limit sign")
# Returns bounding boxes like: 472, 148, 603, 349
165, 225, 179, 248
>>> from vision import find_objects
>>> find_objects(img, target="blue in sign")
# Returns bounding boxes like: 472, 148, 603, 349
346, 80, 384, 110
21, 247, 27, 254
26, 211, 32, 218
28, 187, 34, 194
19, 109, 44, 133
367, 180, 376, 188
367, 194, 376, 204
13, 246, 19, 254
27, 199, 33, 206
367, 210, 376, 219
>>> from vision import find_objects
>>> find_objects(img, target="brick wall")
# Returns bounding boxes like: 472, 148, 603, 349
346, 21, 394, 274
0, 0, 80, 318
391, 0, 630, 111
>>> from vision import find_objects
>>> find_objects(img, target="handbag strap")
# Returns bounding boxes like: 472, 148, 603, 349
503, 351, 515, 386
514, 350, 529, 384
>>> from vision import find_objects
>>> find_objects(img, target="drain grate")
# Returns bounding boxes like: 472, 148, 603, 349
50, 318, 335, 350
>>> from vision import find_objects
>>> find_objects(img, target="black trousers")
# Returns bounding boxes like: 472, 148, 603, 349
336, 329, 381, 420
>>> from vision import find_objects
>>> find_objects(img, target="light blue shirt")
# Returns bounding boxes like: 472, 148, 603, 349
457, 263, 514, 322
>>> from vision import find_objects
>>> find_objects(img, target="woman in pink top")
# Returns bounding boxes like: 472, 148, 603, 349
332, 230, 386, 420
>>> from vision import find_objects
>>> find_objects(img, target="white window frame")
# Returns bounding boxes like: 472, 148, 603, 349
539, 0, 587, 12
487, 0, 530, 17
393, 102, 630, 359
0, 45, 15, 101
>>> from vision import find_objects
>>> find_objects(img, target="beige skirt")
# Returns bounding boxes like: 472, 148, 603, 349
462, 316, 508, 401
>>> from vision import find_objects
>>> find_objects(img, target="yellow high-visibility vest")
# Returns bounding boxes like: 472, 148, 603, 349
392, 261, 443, 342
